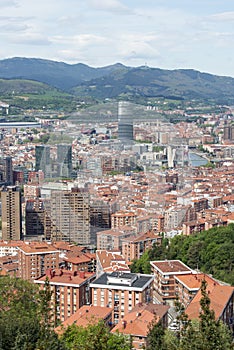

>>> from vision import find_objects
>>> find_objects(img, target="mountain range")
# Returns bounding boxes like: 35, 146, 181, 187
0, 57, 234, 103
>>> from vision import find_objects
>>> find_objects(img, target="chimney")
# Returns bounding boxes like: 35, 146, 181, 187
46, 269, 52, 278
122, 320, 127, 329
79, 271, 85, 279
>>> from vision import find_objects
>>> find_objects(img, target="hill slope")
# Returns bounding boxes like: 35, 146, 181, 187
0, 57, 234, 103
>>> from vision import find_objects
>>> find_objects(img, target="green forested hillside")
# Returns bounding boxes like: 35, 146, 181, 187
131, 224, 234, 285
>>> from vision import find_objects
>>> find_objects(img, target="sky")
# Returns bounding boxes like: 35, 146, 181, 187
1, 0, 234, 77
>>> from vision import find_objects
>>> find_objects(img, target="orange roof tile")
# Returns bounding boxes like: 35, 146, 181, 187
112, 303, 169, 337
186, 284, 234, 320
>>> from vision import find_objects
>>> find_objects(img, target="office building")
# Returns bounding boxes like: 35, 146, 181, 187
1, 186, 22, 240
0, 157, 13, 185
25, 199, 52, 239
35, 145, 51, 178
57, 144, 72, 178
50, 188, 90, 245
118, 101, 134, 145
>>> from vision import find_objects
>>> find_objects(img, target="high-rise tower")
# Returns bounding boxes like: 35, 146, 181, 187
118, 101, 134, 145
35, 145, 51, 178
50, 188, 90, 245
57, 144, 72, 178
1, 186, 22, 240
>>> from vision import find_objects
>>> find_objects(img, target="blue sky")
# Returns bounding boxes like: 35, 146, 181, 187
1, 0, 234, 77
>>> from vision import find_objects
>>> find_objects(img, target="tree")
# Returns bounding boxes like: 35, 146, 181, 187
61, 321, 132, 350
0, 276, 65, 350
180, 280, 234, 350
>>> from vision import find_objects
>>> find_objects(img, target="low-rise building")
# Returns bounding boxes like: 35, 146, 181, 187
112, 303, 169, 350
55, 305, 113, 334
186, 283, 234, 333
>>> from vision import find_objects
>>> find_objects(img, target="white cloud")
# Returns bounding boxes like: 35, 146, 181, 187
87, 0, 131, 14
209, 11, 234, 22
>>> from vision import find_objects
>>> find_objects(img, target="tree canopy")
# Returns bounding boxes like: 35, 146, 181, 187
131, 224, 234, 285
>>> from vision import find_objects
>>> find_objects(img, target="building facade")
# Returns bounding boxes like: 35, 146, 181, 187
18, 242, 59, 281
50, 188, 90, 245
35, 269, 95, 323
1, 186, 22, 240
90, 272, 154, 324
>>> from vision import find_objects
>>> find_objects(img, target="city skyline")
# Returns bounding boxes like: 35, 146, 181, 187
0, 1, 234, 77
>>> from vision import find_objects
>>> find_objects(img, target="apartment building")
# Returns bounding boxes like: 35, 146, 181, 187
96, 250, 130, 278
1, 186, 22, 240
62, 248, 96, 273
174, 273, 219, 307
186, 283, 234, 332
97, 226, 135, 251
111, 211, 136, 228
112, 303, 169, 350
35, 269, 95, 323
0, 240, 23, 256
18, 242, 59, 281
150, 260, 193, 306
55, 305, 113, 334
50, 187, 90, 244
90, 272, 154, 324
121, 230, 162, 262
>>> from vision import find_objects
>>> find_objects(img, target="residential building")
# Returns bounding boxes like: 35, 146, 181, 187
55, 305, 113, 334
174, 273, 220, 307
50, 187, 90, 245
90, 272, 154, 324
18, 242, 59, 281
0, 255, 18, 277
122, 230, 162, 262
150, 260, 193, 306
62, 248, 96, 273
111, 211, 136, 228
185, 283, 234, 333
0, 240, 23, 256
112, 303, 169, 350
97, 226, 135, 251
35, 269, 95, 323
96, 250, 130, 278
1, 186, 22, 240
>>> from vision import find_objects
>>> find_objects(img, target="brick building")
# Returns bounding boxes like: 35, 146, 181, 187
35, 269, 95, 323
150, 260, 193, 306
90, 272, 154, 325
18, 242, 59, 281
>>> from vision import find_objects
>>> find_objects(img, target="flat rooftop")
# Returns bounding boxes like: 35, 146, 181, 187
90, 271, 153, 290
